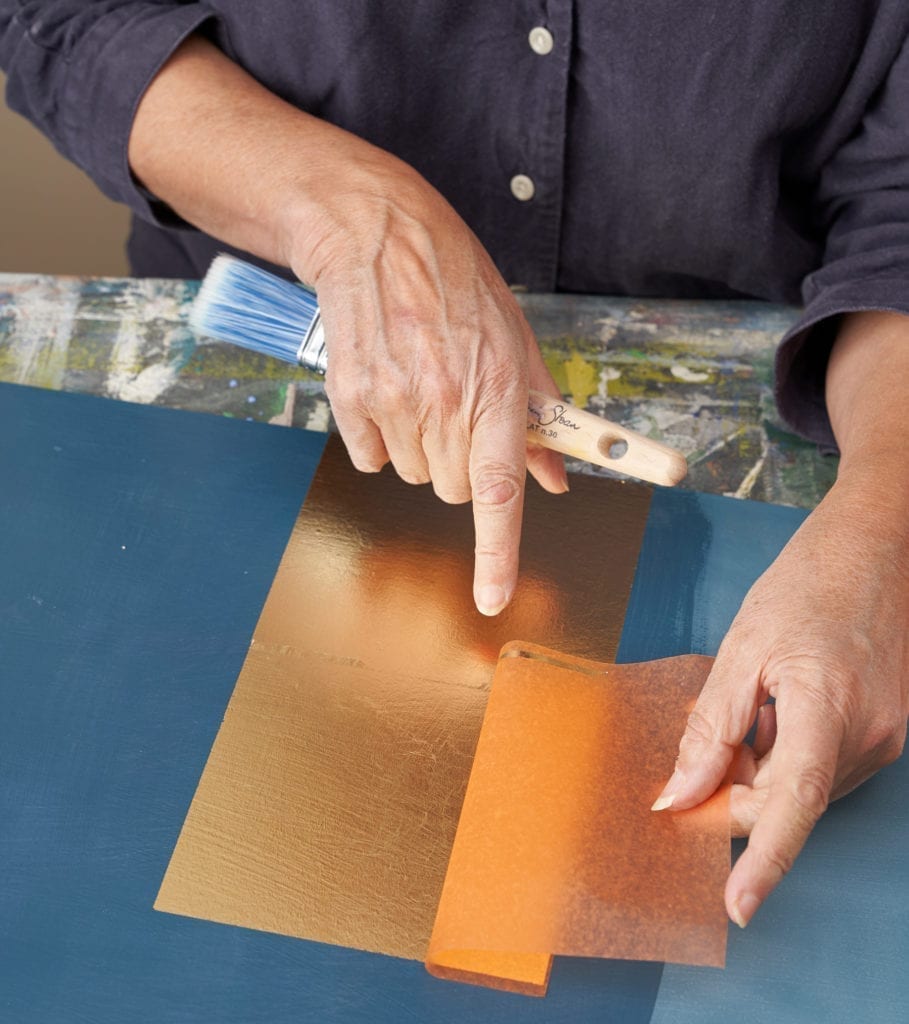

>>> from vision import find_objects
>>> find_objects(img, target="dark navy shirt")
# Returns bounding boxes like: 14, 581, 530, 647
3, 2, 909, 444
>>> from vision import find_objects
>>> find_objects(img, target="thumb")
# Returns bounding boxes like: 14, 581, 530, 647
653, 647, 763, 811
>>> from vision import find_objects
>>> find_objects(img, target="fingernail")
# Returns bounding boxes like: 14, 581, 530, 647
558, 467, 570, 493
651, 768, 685, 812
730, 893, 760, 929
477, 584, 508, 617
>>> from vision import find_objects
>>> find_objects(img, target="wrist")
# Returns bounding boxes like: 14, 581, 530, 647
825, 467, 909, 592
129, 32, 426, 278
826, 311, 909, 506
282, 142, 438, 285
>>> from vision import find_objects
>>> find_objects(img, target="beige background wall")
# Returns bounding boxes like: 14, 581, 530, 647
0, 71, 130, 276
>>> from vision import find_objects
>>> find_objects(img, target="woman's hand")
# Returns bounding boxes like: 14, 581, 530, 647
287, 154, 567, 616
654, 311, 909, 927
654, 477, 909, 926
130, 34, 567, 616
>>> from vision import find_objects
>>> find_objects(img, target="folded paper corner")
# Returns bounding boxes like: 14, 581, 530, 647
425, 948, 552, 998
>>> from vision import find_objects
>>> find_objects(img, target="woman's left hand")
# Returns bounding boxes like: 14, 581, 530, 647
653, 473, 909, 927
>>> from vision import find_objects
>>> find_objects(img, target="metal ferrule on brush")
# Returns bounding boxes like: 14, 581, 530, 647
297, 313, 328, 374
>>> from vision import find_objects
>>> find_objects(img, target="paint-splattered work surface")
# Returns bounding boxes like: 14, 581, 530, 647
0, 272, 837, 508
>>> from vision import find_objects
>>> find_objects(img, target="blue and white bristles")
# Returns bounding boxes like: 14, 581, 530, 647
190, 254, 327, 373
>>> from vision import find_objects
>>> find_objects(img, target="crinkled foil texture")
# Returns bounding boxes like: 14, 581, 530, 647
156, 438, 651, 959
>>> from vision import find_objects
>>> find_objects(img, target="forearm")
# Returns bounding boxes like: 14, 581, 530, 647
127, 34, 418, 278
827, 311, 909, 527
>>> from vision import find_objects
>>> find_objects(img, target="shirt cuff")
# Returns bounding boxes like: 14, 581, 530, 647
59, 3, 220, 228
775, 273, 909, 450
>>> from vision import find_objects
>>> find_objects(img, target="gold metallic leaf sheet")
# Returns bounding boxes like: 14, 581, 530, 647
426, 644, 729, 996
155, 437, 652, 959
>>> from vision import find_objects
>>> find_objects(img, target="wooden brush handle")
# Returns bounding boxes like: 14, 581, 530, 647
526, 390, 687, 486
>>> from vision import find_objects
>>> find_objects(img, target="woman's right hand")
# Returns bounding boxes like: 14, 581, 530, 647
287, 149, 567, 615
130, 34, 567, 616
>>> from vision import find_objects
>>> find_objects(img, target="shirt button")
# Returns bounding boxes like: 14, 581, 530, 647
528, 26, 554, 55
510, 174, 536, 201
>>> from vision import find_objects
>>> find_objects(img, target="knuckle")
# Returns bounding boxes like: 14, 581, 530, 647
433, 482, 472, 505
788, 764, 832, 823
347, 359, 413, 417
811, 676, 860, 732
338, 432, 387, 475
417, 369, 462, 418
384, 445, 434, 491
754, 839, 797, 882
324, 378, 355, 412
879, 734, 906, 768
778, 663, 856, 737
679, 706, 719, 753
883, 712, 908, 763
481, 359, 526, 398
350, 453, 387, 474
865, 714, 907, 768
471, 465, 524, 509
324, 371, 367, 413
469, 375, 527, 432
396, 466, 431, 486
369, 379, 410, 419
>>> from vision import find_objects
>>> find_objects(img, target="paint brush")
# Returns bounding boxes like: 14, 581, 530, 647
191, 255, 688, 486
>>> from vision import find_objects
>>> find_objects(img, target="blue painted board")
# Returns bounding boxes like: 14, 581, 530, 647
2, 382, 903, 1023
0, 383, 656, 1023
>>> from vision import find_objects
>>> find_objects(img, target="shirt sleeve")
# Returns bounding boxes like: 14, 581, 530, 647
775, 28, 909, 448
0, 2, 219, 226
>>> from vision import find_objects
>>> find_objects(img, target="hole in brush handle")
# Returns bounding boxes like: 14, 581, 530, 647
598, 435, 629, 461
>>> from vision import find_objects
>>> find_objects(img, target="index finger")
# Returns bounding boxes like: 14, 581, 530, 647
725, 682, 843, 927
469, 396, 528, 616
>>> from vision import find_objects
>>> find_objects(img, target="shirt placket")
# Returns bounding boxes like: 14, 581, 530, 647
504, 1, 574, 291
